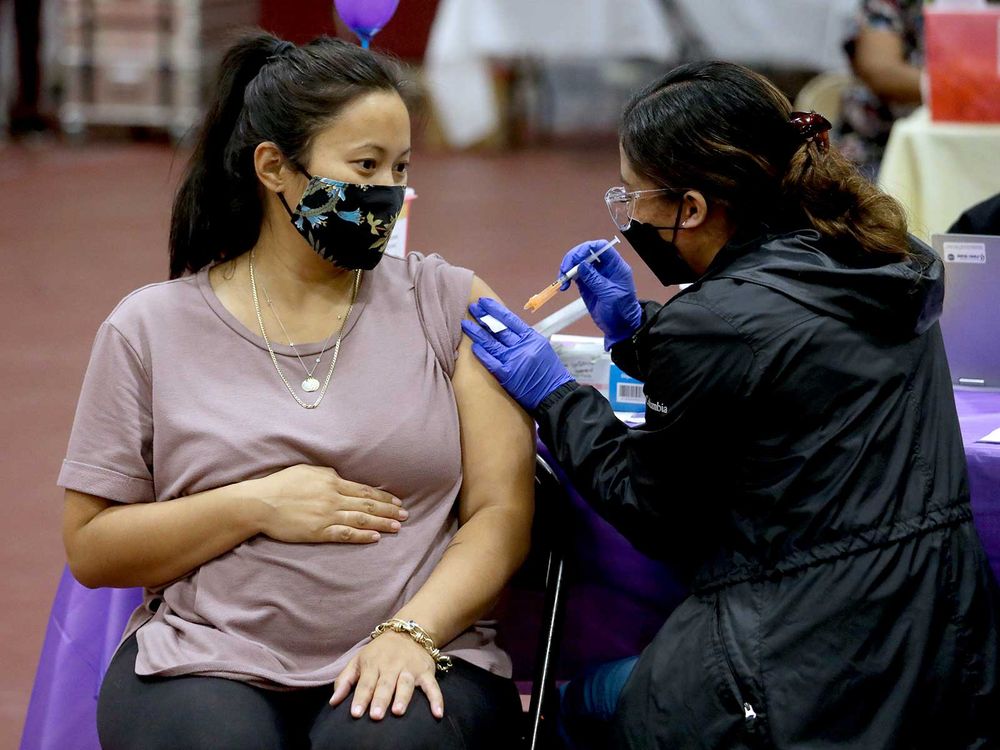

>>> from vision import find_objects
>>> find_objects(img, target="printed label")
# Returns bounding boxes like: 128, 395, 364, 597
942, 242, 987, 264
609, 363, 644, 412
615, 382, 645, 405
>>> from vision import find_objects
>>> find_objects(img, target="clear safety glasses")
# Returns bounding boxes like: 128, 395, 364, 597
604, 185, 687, 231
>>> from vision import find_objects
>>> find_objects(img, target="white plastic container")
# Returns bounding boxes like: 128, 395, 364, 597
384, 188, 417, 258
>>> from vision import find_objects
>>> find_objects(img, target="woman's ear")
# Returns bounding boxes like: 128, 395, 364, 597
680, 190, 709, 229
253, 142, 297, 194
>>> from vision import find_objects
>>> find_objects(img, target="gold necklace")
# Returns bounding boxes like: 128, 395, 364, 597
258, 278, 339, 391
248, 251, 362, 409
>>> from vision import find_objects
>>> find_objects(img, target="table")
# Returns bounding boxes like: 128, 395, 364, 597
954, 389, 1000, 585
423, 0, 677, 148
879, 107, 1000, 242
672, 0, 857, 72
424, 0, 860, 148
20, 391, 1000, 749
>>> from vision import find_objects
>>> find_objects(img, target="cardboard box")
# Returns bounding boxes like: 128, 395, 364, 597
550, 335, 611, 399
548, 335, 648, 420
608, 364, 645, 414
925, 7, 1000, 123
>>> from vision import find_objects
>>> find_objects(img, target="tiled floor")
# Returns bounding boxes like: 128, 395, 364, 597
0, 135, 674, 745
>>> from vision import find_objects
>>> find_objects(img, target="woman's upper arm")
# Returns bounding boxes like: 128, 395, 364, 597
852, 25, 922, 103
854, 26, 907, 73
452, 276, 535, 525
62, 490, 116, 573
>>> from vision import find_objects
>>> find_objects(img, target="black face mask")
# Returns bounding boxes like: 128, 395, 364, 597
621, 202, 697, 286
279, 172, 405, 271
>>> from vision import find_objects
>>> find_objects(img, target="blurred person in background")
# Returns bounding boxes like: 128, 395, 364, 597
59, 31, 533, 750
4, 0, 46, 135
949, 191, 1000, 235
838, 0, 924, 177
464, 61, 1000, 749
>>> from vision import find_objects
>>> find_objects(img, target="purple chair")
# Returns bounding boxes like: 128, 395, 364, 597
21, 572, 141, 749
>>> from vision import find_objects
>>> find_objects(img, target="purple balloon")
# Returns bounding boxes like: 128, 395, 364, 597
334, 0, 401, 47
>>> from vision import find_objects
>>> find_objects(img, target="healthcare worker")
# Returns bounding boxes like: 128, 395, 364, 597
462, 62, 1000, 749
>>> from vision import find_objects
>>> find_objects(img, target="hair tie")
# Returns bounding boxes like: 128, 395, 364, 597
789, 111, 832, 153
267, 40, 296, 64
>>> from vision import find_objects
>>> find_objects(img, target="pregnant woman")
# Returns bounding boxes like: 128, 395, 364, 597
59, 32, 534, 750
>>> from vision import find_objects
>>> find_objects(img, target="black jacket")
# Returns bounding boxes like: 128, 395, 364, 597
536, 229, 1000, 749
949, 192, 1000, 236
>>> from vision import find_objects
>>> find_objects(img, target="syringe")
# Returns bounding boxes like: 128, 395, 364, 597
523, 236, 621, 312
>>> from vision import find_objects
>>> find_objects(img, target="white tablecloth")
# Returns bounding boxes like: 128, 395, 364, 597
424, 0, 860, 148
878, 107, 1000, 241
672, 0, 857, 72
424, 0, 677, 147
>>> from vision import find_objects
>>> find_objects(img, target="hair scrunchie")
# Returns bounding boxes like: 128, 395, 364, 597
789, 110, 832, 152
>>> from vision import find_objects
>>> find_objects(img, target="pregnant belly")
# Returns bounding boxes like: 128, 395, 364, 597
166, 529, 450, 665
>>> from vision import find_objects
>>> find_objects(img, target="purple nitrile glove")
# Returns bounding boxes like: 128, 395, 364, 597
461, 297, 574, 411
560, 240, 643, 350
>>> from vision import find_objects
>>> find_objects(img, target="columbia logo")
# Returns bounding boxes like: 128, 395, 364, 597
646, 399, 669, 414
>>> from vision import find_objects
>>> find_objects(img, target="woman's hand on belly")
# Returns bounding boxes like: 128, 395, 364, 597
250, 465, 409, 544
329, 631, 444, 720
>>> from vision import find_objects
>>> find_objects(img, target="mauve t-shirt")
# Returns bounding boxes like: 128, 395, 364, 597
57, 252, 512, 688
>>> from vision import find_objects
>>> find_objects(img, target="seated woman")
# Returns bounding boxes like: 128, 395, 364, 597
59, 32, 534, 750
838, 0, 923, 177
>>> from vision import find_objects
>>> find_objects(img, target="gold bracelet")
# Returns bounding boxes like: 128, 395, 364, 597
370, 619, 454, 673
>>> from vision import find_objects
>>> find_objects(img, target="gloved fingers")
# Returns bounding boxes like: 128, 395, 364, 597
460, 319, 506, 358
461, 317, 491, 344
560, 240, 614, 280
575, 260, 597, 284
470, 342, 507, 379
466, 302, 521, 347
560, 240, 613, 273
476, 298, 532, 338
587, 246, 631, 281
468, 299, 487, 319
575, 259, 613, 292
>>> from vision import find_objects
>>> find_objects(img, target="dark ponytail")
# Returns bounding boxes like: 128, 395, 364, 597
620, 61, 909, 260
780, 134, 908, 259
168, 31, 407, 279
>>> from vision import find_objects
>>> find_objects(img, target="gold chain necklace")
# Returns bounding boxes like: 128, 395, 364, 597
248, 251, 362, 409
258, 277, 339, 390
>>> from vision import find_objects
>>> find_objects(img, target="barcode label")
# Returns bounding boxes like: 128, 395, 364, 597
615, 383, 645, 404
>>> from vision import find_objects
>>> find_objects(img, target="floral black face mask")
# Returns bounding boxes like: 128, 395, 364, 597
278, 172, 405, 270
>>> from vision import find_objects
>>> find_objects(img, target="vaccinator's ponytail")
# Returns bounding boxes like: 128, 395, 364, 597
780, 132, 908, 259
168, 31, 406, 279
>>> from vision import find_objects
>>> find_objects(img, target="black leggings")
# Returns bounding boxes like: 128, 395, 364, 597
97, 634, 523, 750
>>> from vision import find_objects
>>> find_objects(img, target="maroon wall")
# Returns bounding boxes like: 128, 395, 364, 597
259, 0, 440, 60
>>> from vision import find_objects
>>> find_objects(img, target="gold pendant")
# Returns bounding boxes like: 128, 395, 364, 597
302, 377, 320, 392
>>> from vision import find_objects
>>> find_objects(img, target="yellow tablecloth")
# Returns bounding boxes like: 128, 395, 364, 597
878, 107, 1000, 241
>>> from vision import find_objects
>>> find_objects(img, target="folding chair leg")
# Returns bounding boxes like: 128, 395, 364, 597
525, 549, 567, 749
